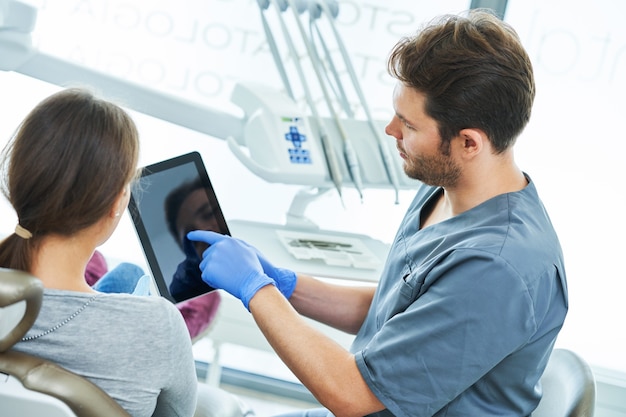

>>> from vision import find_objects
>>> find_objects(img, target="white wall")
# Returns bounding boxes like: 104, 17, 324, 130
1, 0, 625, 381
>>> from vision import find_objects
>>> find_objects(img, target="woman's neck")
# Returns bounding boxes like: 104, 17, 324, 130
31, 233, 98, 293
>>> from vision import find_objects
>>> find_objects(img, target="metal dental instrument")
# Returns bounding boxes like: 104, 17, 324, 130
285, 0, 365, 202
267, 0, 345, 204
257, 0, 295, 100
311, 0, 401, 204
309, 21, 353, 118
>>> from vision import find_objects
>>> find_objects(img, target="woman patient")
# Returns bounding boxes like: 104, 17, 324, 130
0, 87, 198, 416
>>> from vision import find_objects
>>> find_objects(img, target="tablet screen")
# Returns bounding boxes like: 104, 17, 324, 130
128, 151, 230, 303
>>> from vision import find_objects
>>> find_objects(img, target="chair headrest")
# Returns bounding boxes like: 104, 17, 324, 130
0, 268, 43, 352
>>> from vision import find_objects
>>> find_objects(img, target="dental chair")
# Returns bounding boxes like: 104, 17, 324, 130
0, 267, 131, 417
532, 348, 596, 417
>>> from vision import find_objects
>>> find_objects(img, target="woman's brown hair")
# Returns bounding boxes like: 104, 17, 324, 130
0, 87, 140, 272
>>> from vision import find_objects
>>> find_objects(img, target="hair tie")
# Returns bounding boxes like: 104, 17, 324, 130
15, 224, 33, 239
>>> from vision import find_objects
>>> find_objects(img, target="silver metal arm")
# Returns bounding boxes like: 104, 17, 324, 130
13, 51, 245, 143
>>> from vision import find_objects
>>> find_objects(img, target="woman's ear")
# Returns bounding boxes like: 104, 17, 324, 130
110, 186, 130, 219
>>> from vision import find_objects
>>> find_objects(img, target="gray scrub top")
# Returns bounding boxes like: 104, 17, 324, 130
352, 177, 568, 417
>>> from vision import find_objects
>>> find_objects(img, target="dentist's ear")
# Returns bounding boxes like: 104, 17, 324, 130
457, 128, 486, 160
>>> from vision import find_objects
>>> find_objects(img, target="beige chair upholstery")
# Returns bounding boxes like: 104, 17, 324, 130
532, 348, 596, 417
0, 268, 130, 417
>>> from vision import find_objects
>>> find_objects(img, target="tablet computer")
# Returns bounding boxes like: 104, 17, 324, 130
128, 151, 230, 303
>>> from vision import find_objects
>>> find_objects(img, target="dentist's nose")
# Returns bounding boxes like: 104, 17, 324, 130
385, 116, 400, 139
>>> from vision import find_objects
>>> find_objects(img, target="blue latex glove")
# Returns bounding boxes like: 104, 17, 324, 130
187, 230, 275, 310
239, 240, 297, 299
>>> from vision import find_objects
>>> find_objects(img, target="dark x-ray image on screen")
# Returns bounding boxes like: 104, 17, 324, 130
128, 151, 230, 303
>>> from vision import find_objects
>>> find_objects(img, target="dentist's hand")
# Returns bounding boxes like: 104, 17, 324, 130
187, 231, 275, 310
240, 241, 297, 299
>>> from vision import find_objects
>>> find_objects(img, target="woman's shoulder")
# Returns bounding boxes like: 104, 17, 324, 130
43, 289, 184, 331
97, 292, 181, 318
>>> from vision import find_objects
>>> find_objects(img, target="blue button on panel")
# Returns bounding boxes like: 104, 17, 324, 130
284, 124, 311, 164
288, 148, 311, 164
